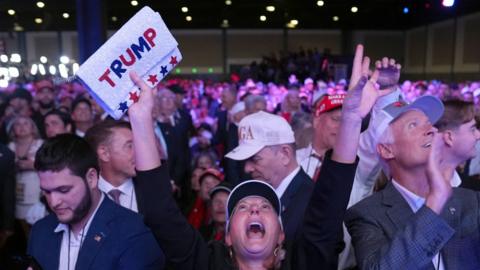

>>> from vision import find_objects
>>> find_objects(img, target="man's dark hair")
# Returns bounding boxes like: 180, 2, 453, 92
44, 109, 75, 130
84, 120, 131, 151
71, 97, 92, 112
34, 134, 99, 178
435, 99, 475, 132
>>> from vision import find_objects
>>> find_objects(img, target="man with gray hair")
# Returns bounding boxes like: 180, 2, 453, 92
225, 110, 313, 240
346, 95, 480, 269
243, 94, 267, 115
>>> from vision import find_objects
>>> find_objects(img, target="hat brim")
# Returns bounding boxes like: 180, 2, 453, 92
227, 180, 280, 220
395, 96, 444, 124
225, 144, 264, 160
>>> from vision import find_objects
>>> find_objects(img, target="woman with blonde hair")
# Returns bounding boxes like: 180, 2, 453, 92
7, 115, 44, 225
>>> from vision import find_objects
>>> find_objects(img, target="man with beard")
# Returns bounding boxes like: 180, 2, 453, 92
32, 80, 57, 138
27, 134, 164, 270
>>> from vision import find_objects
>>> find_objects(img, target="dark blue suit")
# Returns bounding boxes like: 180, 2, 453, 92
27, 196, 164, 270
280, 168, 314, 241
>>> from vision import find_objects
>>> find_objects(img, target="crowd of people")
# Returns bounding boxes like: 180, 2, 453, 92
0, 44, 480, 270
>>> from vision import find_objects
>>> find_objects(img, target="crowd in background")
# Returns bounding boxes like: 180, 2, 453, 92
1, 53, 480, 268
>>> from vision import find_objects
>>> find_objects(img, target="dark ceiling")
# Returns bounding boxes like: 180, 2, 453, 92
1, 0, 480, 32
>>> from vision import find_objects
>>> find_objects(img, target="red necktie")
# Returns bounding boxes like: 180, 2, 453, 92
108, 189, 122, 205
311, 153, 323, 182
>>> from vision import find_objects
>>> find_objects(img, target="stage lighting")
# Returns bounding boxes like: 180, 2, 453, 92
225, 0, 232, 6
351, 6, 358, 13
35, 18, 43, 24
266, 6, 275, 12
72, 63, 79, 74
221, 19, 229, 28
7, 9, 15, 15
63, 13, 70, 19
442, 0, 455, 7
0, 55, 8, 63
333, 16, 339, 22
317, 1, 324, 7
403, 7, 409, 14
31, 64, 38, 75
260, 15, 267, 22
40, 56, 47, 63
38, 64, 46, 75
36, 1, 45, 8
13, 24, 24, 32
58, 64, 68, 78
10, 53, 21, 63
181, 7, 188, 13
186, 16, 192, 21
8, 67, 19, 78
49, 65, 57, 75
131, 0, 138, 7
60, 56, 70, 64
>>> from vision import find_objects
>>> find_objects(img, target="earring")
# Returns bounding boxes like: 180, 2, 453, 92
274, 247, 279, 257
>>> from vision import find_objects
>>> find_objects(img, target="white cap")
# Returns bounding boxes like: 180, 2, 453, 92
473, 88, 480, 97
371, 96, 444, 151
304, 77, 314, 85
230, 102, 245, 115
225, 111, 295, 160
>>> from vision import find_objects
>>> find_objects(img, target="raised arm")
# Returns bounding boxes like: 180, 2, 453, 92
300, 44, 391, 269
128, 71, 161, 170
348, 57, 402, 206
128, 71, 208, 270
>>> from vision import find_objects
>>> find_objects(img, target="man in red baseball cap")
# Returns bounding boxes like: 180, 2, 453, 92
296, 94, 345, 180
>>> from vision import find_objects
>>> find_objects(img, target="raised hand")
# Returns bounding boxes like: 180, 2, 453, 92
426, 133, 452, 214
128, 71, 157, 119
343, 45, 399, 121
375, 57, 401, 90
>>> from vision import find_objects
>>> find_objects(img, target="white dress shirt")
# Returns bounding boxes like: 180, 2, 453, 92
98, 175, 138, 213
392, 180, 445, 270
275, 166, 301, 199
54, 193, 105, 270
296, 144, 322, 179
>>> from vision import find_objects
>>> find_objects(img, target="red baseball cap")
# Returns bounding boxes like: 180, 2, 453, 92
314, 94, 345, 116
199, 168, 224, 184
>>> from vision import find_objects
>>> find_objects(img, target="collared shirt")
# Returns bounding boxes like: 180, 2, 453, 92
275, 166, 301, 198
154, 122, 169, 159
75, 129, 85, 138
392, 180, 445, 270
98, 175, 138, 213
54, 193, 105, 270
296, 144, 323, 179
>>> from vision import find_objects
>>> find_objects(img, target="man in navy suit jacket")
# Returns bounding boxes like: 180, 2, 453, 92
225, 111, 314, 241
27, 134, 164, 270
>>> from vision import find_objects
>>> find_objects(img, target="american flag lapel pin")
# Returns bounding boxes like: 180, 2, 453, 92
94, 234, 102, 242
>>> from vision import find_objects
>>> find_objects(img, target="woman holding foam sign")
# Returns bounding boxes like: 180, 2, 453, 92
128, 44, 389, 269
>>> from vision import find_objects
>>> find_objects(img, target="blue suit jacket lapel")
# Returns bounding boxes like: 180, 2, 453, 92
75, 197, 113, 270
45, 228, 63, 270
382, 183, 439, 270
439, 195, 461, 270
382, 183, 416, 233
280, 170, 301, 212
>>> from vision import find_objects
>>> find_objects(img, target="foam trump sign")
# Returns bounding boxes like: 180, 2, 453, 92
76, 6, 182, 119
